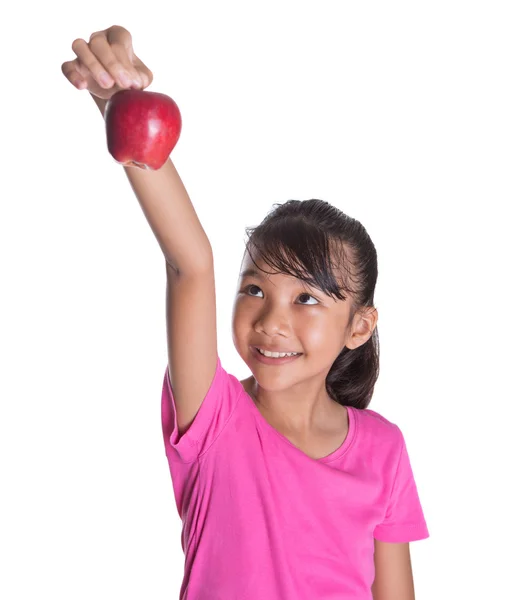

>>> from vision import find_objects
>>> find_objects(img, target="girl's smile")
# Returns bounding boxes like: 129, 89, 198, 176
250, 345, 303, 365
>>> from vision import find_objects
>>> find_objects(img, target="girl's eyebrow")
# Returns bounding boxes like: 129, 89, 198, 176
240, 268, 262, 279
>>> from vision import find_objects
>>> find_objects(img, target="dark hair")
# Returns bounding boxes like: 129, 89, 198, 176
244, 199, 379, 409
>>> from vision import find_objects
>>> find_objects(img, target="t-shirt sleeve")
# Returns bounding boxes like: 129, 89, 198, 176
160, 356, 242, 463
373, 427, 430, 543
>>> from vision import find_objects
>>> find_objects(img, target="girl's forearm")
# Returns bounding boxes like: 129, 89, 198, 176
91, 93, 213, 275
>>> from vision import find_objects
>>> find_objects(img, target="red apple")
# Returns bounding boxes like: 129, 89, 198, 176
104, 89, 182, 170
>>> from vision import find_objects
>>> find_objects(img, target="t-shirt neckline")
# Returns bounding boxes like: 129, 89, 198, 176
238, 382, 357, 463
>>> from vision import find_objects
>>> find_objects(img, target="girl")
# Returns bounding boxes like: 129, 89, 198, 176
62, 25, 429, 600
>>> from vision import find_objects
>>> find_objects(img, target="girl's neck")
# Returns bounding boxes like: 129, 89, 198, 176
240, 375, 345, 437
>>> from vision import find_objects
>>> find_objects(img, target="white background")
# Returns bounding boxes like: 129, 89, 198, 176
1, 1, 526, 598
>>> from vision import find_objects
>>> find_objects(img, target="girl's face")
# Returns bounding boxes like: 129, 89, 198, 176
231, 251, 357, 393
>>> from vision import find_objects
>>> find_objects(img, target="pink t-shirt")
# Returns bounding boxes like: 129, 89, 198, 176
161, 357, 429, 600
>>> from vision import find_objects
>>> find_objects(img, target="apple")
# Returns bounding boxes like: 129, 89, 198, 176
104, 89, 182, 170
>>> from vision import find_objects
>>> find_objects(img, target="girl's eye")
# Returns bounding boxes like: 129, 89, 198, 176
297, 293, 318, 305
242, 286, 318, 305
245, 284, 263, 297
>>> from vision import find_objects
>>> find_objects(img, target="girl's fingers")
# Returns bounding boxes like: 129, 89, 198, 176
132, 55, 153, 88
92, 28, 143, 88
65, 26, 151, 94
61, 59, 87, 90
105, 26, 152, 89
107, 42, 143, 89
71, 38, 116, 89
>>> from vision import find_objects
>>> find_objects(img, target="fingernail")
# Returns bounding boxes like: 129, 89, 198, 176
119, 72, 132, 87
100, 72, 112, 87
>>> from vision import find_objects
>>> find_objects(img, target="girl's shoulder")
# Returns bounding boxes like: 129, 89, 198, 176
360, 407, 396, 427
353, 406, 403, 446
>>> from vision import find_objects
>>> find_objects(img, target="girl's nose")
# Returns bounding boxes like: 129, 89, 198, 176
255, 306, 291, 338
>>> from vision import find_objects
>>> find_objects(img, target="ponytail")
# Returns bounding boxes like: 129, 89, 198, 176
326, 328, 379, 409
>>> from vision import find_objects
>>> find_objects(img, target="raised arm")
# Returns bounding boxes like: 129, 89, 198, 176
62, 25, 218, 435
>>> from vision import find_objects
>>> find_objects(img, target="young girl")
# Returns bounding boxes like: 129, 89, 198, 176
62, 25, 429, 600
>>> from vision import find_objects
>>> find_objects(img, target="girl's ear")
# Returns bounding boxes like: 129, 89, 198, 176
345, 308, 378, 350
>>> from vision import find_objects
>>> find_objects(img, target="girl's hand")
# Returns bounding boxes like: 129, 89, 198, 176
61, 25, 153, 100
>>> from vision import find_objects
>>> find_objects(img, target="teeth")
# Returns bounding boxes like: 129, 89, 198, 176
257, 348, 299, 358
